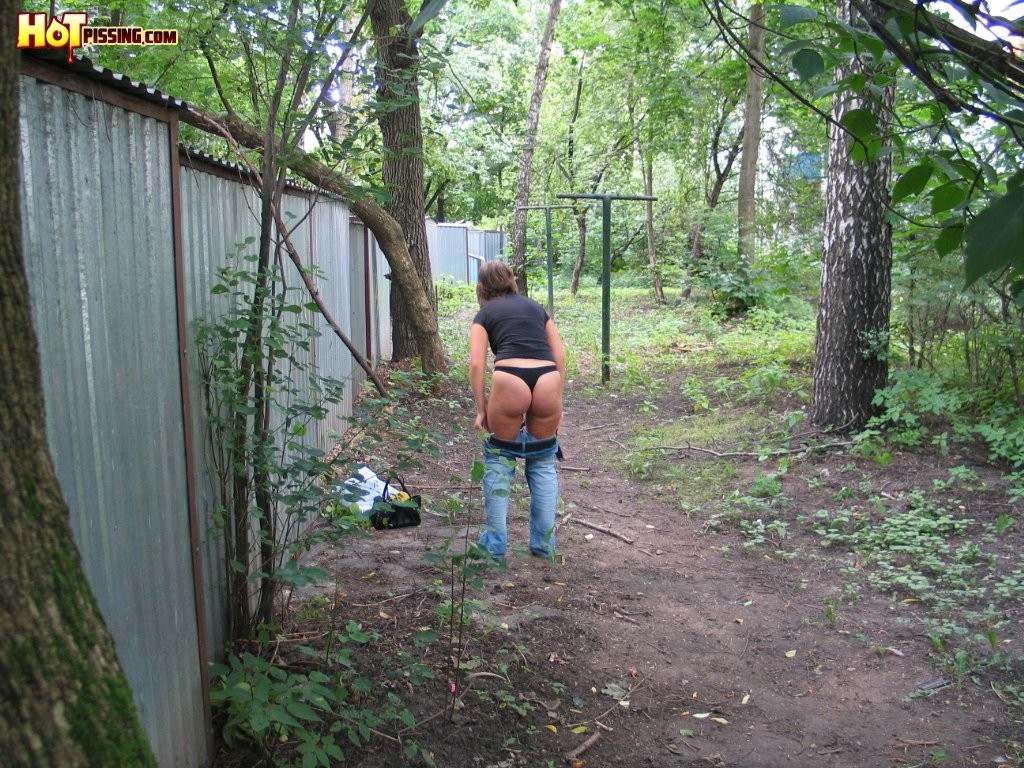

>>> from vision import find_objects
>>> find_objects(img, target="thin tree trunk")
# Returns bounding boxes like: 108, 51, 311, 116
570, 213, 588, 295
510, 0, 563, 294
0, 5, 156, 760
737, 3, 765, 264
629, 106, 664, 304
688, 97, 741, 280
810, 0, 895, 430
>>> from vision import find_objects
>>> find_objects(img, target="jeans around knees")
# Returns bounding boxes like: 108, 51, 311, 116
479, 431, 559, 560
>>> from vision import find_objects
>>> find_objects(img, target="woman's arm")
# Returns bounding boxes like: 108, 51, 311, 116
469, 323, 490, 431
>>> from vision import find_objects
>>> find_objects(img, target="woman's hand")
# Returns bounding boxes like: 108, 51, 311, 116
474, 410, 489, 432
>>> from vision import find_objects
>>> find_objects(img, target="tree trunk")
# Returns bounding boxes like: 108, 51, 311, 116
370, 0, 435, 362
182, 107, 448, 374
0, 6, 156, 762
810, 0, 895, 431
569, 213, 588, 296
688, 97, 741, 281
630, 107, 664, 304
510, 0, 563, 294
737, 3, 765, 264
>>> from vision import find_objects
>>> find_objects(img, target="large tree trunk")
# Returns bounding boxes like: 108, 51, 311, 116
182, 107, 448, 374
370, 0, 435, 362
0, 7, 156, 763
737, 3, 765, 264
810, 0, 895, 430
510, 0, 563, 294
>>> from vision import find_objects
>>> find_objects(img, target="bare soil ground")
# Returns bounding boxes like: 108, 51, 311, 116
232, 367, 1024, 768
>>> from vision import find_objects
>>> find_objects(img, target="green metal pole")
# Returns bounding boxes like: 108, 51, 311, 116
556, 192, 657, 384
516, 204, 572, 318
601, 195, 612, 383
545, 207, 555, 318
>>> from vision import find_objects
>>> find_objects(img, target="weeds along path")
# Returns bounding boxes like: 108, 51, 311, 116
280, 370, 1021, 768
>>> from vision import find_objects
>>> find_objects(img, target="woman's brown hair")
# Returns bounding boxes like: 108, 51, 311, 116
476, 260, 518, 303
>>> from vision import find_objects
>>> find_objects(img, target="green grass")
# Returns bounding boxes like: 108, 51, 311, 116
642, 409, 773, 449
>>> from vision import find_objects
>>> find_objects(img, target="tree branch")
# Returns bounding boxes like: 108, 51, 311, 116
180, 107, 448, 374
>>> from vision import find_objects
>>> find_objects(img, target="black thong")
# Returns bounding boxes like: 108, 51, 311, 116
494, 364, 558, 392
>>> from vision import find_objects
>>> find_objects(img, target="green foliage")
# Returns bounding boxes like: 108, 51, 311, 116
209, 628, 419, 768
683, 251, 765, 317
749, 472, 784, 499
772, 0, 1024, 290
861, 368, 1024, 467
195, 253, 357, 636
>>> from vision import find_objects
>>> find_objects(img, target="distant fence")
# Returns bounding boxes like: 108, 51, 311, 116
18, 54, 398, 768
426, 219, 505, 285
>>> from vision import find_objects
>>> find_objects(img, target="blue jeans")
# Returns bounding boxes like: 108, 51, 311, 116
480, 429, 559, 560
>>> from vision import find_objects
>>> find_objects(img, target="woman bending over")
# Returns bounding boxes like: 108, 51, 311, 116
469, 261, 566, 561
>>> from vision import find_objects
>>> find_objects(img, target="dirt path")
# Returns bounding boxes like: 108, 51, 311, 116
283, 376, 1022, 768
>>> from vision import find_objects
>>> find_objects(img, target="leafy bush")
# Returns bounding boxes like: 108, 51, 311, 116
208, 624, 423, 768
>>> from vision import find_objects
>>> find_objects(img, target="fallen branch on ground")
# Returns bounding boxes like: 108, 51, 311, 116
564, 732, 601, 762
580, 422, 617, 432
576, 518, 635, 544
656, 441, 854, 459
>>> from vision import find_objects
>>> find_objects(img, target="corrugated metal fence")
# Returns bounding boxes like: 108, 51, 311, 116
18, 56, 391, 768
427, 218, 506, 285
18, 54, 502, 767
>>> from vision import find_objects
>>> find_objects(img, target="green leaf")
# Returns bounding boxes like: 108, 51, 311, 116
892, 163, 933, 202
792, 49, 825, 80
285, 700, 322, 722
965, 185, 1024, 285
778, 4, 818, 27
414, 629, 439, 646
269, 704, 302, 728
273, 561, 328, 587
860, 35, 886, 62
935, 223, 964, 257
471, 459, 485, 483
780, 39, 812, 57
930, 183, 967, 215
840, 108, 877, 141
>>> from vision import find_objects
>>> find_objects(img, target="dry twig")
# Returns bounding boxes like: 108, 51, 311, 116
576, 518, 635, 545
658, 441, 853, 459
564, 732, 601, 762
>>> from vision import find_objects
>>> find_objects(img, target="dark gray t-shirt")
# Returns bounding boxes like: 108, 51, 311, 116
473, 294, 554, 362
